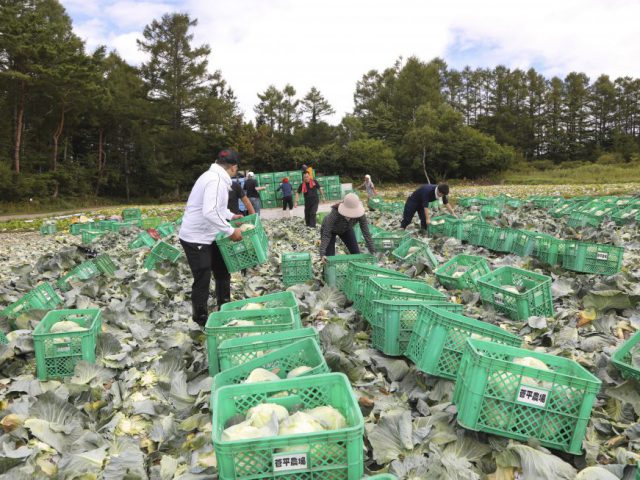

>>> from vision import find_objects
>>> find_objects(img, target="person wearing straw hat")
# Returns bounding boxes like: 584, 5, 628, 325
319, 193, 376, 261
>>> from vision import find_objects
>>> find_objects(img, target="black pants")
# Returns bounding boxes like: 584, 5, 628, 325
400, 198, 427, 230
304, 195, 319, 227
282, 196, 293, 210
180, 239, 231, 326
324, 228, 360, 256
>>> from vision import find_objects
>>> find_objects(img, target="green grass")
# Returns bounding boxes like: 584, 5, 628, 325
499, 160, 640, 185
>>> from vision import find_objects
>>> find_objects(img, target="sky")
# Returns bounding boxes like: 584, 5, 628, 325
60, 0, 640, 125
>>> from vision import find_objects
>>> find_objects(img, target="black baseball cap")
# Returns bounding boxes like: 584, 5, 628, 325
218, 148, 239, 165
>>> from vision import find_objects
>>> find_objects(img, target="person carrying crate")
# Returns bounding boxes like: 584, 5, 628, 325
400, 183, 456, 232
319, 193, 376, 261
179, 148, 244, 327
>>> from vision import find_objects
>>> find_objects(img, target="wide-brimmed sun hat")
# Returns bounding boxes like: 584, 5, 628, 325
338, 193, 365, 218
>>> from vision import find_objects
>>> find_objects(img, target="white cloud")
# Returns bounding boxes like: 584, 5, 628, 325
61, 0, 640, 124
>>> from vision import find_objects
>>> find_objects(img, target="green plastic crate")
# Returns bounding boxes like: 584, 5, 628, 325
257, 172, 274, 185
0, 283, 62, 324
69, 222, 93, 235
174, 215, 183, 225
487, 228, 518, 253
95, 219, 117, 232
371, 230, 408, 251
57, 261, 101, 292
323, 253, 376, 290
217, 327, 318, 371
281, 252, 313, 286
368, 197, 383, 209
453, 338, 601, 454
480, 204, 502, 219
468, 222, 496, 248
205, 307, 300, 375
510, 230, 555, 257
406, 306, 522, 380
129, 231, 156, 249
263, 198, 279, 209
273, 171, 289, 183
33, 309, 101, 380
477, 266, 554, 321
316, 211, 329, 224
212, 338, 329, 391
354, 223, 382, 243
40, 223, 57, 235
369, 300, 463, 356
435, 254, 490, 291
212, 373, 364, 480
93, 254, 117, 275
505, 198, 523, 208
362, 277, 446, 321
611, 205, 640, 225
81, 230, 104, 245
562, 241, 624, 275
344, 263, 407, 311
216, 214, 269, 273
122, 208, 142, 222
287, 171, 303, 183
567, 211, 602, 229
535, 235, 566, 266
391, 237, 438, 268
139, 217, 163, 230
221, 291, 301, 324
611, 330, 640, 383
365, 475, 397, 480
531, 196, 563, 209
0, 330, 8, 344
428, 215, 455, 237
156, 222, 176, 237
143, 241, 183, 270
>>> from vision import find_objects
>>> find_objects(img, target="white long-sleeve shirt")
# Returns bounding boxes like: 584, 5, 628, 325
179, 163, 235, 244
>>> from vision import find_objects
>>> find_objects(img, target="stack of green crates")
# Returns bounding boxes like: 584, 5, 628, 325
215, 214, 268, 272
454, 338, 601, 454
205, 307, 300, 375
32, 309, 101, 380
477, 266, 554, 320
281, 252, 313, 286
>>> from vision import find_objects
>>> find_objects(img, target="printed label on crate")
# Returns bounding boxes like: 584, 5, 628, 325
516, 384, 549, 408
273, 452, 308, 472
382, 240, 393, 248
493, 293, 505, 305
596, 252, 609, 261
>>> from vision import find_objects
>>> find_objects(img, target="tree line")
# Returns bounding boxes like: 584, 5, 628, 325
1, 0, 638, 202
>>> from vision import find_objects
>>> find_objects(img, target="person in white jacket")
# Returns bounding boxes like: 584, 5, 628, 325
179, 148, 243, 326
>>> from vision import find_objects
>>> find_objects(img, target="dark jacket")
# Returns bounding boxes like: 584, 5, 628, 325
409, 184, 448, 207
319, 205, 376, 256
277, 182, 293, 197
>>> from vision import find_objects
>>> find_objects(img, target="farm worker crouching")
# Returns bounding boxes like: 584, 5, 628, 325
178, 148, 244, 327
400, 183, 456, 232
295, 171, 324, 227
319, 193, 376, 261
359, 174, 378, 198
277, 177, 294, 215
243, 172, 266, 215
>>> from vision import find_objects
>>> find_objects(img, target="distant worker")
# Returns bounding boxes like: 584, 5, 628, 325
277, 177, 294, 215
319, 193, 376, 260
359, 174, 378, 198
179, 148, 244, 326
228, 175, 255, 217
295, 171, 324, 227
300, 164, 314, 179
243, 172, 266, 215
400, 183, 456, 231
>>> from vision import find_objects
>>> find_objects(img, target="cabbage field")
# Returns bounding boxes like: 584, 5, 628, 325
0, 192, 639, 480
